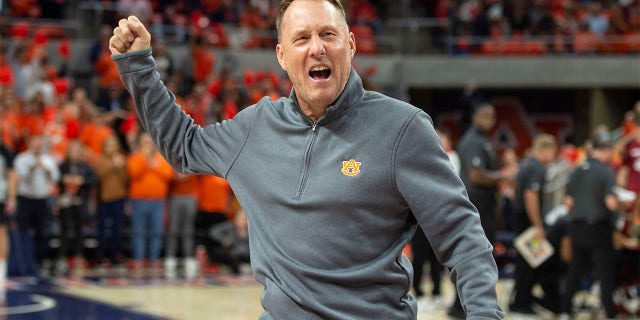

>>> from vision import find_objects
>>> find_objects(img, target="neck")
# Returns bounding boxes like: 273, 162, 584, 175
299, 104, 327, 122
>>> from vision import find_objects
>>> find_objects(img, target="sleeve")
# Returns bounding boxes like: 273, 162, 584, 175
1, 147, 14, 169
113, 49, 256, 177
58, 162, 67, 190
622, 142, 633, 167
604, 167, 616, 197
461, 139, 487, 171
13, 155, 30, 180
394, 111, 504, 319
83, 163, 98, 188
566, 170, 577, 198
45, 157, 60, 183
524, 166, 544, 193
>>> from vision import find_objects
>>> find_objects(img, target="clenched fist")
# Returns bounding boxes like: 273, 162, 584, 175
109, 16, 151, 55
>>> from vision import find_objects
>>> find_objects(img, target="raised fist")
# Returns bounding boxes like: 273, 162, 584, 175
109, 15, 151, 55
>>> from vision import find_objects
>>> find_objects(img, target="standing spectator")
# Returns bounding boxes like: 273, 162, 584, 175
498, 148, 519, 231
89, 25, 114, 67
190, 36, 216, 86
164, 171, 199, 279
458, 104, 506, 244
0, 140, 16, 280
510, 134, 560, 315
617, 106, 640, 203
195, 174, 233, 268
560, 132, 619, 320
184, 83, 213, 127
9, 44, 36, 101
56, 140, 97, 275
127, 133, 173, 276
13, 135, 60, 276
0, 89, 21, 151
94, 48, 126, 114
449, 103, 510, 318
94, 136, 128, 271
78, 111, 115, 162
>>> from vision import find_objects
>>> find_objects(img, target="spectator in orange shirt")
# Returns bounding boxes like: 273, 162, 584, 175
191, 36, 215, 84
164, 171, 198, 278
196, 174, 233, 266
127, 132, 173, 276
18, 93, 47, 145
79, 111, 115, 163
183, 83, 212, 126
42, 104, 70, 163
0, 88, 21, 151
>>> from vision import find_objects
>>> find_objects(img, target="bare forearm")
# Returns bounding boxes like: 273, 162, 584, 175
524, 190, 542, 227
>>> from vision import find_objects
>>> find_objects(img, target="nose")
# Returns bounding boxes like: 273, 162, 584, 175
309, 35, 326, 57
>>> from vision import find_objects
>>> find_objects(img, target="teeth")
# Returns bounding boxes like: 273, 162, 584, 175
311, 66, 329, 72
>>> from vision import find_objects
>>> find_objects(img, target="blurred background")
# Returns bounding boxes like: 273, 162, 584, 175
0, 0, 638, 151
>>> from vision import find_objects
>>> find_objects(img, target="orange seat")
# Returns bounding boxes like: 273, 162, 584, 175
573, 32, 598, 54
625, 33, 640, 53
523, 40, 547, 55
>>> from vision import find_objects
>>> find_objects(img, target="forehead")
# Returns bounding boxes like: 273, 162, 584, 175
280, 0, 345, 35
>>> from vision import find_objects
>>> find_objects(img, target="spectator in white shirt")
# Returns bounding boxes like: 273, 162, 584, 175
13, 135, 60, 276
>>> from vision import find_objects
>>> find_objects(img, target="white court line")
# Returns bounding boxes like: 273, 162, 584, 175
0, 294, 57, 315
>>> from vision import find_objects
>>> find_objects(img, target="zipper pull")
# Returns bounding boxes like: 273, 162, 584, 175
312, 122, 318, 132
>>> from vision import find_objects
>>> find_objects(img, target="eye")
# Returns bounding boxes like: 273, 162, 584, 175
293, 35, 310, 43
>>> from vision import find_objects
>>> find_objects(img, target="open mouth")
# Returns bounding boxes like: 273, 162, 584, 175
309, 66, 331, 80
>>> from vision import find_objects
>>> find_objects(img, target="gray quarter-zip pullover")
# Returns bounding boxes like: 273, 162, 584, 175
114, 48, 504, 320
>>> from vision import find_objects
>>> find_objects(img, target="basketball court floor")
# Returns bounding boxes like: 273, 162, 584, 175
0, 269, 626, 320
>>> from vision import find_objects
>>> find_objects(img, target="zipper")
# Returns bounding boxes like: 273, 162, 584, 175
292, 121, 318, 200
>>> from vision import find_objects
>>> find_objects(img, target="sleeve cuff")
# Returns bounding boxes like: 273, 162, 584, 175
111, 47, 154, 74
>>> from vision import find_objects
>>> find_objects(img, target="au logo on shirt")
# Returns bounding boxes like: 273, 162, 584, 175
341, 159, 362, 176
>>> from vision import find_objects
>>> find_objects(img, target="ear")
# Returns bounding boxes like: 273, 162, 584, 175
349, 32, 356, 58
276, 43, 287, 72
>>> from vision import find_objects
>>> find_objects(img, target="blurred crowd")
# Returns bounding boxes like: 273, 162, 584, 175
445, 0, 640, 55
4, 0, 639, 55
3, 0, 383, 52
